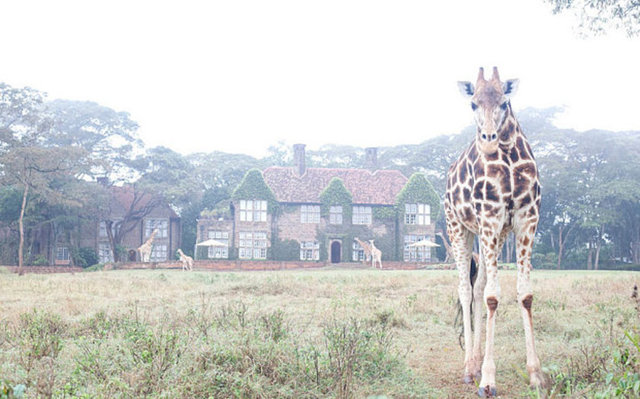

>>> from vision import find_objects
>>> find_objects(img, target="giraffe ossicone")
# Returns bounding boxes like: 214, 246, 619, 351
445, 67, 545, 396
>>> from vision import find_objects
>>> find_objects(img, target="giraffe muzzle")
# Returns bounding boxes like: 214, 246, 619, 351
477, 131, 499, 155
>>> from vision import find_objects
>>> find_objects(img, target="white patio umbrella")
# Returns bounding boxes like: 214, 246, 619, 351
408, 239, 440, 248
196, 239, 228, 247
194, 239, 228, 260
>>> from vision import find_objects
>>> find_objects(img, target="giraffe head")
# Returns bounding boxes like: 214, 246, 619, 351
457, 67, 519, 155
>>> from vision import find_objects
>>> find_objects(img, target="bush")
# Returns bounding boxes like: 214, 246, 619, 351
71, 247, 99, 268
29, 255, 48, 266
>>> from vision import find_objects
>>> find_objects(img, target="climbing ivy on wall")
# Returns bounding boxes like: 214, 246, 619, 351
319, 177, 353, 220
231, 168, 279, 214
395, 173, 441, 220
394, 172, 442, 261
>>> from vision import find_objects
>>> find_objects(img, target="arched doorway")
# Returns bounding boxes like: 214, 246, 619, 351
331, 241, 341, 263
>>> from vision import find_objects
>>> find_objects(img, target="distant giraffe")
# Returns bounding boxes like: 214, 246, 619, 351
368, 240, 382, 269
353, 237, 372, 264
176, 248, 193, 271
436, 231, 455, 263
446, 67, 544, 396
137, 229, 157, 263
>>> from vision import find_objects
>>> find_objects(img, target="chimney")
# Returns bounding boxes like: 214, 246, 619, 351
97, 177, 109, 186
364, 147, 378, 171
293, 143, 306, 176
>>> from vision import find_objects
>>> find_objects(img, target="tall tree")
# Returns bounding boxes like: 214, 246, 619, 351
547, 0, 640, 36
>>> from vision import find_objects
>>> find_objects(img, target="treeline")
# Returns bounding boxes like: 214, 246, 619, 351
1, 83, 639, 269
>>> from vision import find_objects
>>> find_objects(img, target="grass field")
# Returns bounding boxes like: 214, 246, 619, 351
1, 267, 639, 398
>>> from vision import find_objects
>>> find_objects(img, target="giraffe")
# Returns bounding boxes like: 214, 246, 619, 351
137, 229, 157, 263
445, 67, 544, 396
353, 237, 372, 264
176, 248, 193, 271
368, 240, 382, 269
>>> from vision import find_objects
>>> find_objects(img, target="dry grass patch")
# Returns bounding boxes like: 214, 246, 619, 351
0, 269, 639, 398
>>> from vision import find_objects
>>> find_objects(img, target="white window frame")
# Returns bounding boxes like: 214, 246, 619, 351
238, 231, 268, 259
300, 205, 320, 224
405, 203, 431, 225
208, 246, 228, 259
403, 235, 432, 262
145, 218, 168, 238
352, 206, 372, 225
329, 206, 343, 225
239, 200, 267, 222
300, 241, 320, 261
56, 246, 70, 261
206, 230, 229, 259
150, 244, 168, 262
98, 243, 113, 263
352, 240, 366, 261
99, 220, 120, 238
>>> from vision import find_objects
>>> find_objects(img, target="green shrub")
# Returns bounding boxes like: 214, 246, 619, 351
71, 247, 99, 268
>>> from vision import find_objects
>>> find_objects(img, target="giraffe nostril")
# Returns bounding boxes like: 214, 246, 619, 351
491, 134, 497, 141
481, 134, 487, 140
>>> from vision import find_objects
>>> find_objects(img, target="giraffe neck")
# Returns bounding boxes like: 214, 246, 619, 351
496, 105, 519, 150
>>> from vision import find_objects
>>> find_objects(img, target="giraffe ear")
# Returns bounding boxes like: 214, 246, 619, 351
457, 81, 474, 98
503, 79, 519, 98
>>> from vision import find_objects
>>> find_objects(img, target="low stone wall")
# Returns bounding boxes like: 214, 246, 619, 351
110, 260, 431, 271
2, 266, 84, 274
2, 261, 444, 274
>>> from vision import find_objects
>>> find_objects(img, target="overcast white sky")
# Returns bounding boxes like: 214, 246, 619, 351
2, 0, 639, 157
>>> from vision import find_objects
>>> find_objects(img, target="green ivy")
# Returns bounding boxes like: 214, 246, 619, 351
394, 173, 441, 261
373, 206, 396, 220
395, 173, 441, 220
319, 177, 353, 220
232, 169, 279, 214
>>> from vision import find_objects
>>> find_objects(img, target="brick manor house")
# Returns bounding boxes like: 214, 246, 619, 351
196, 144, 439, 263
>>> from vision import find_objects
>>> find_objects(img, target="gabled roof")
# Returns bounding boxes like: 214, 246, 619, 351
263, 167, 408, 205
110, 185, 179, 219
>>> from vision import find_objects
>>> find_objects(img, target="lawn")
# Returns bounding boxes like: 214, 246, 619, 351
0, 267, 639, 398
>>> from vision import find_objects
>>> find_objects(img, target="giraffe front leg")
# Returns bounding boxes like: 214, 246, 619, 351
470, 253, 486, 381
516, 225, 547, 391
478, 230, 500, 397
448, 226, 475, 383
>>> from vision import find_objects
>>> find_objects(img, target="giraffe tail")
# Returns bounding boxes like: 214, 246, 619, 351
454, 255, 478, 350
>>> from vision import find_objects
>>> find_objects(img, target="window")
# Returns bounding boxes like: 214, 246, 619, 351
206, 231, 229, 259
150, 244, 168, 261
98, 243, 113, 263
208, 246, 228, 259
208, 230, 229, 240
99, 221, 119, 237
352, 240, 366, 262
145, 218, 168, 238
56, 246, 70, 261
352, 206, 372, 225
300, 241, 320, 261
405, 203, 431, 225
403, 235, 432, 262
238, 231, 267, 259
301, 205, 320, 223
329, 206, 343, 225
239, 200, 267, 222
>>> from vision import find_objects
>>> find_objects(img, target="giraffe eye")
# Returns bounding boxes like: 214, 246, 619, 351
471, 102, 478, 111
500, 101, 508, 110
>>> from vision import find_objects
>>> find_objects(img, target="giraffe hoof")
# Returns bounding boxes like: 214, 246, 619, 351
478, 385, 497, 397
463, 371, 481, 384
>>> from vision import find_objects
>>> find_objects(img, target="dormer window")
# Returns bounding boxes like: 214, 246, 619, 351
329, 206, 343, 225
239, 200, 267, 222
